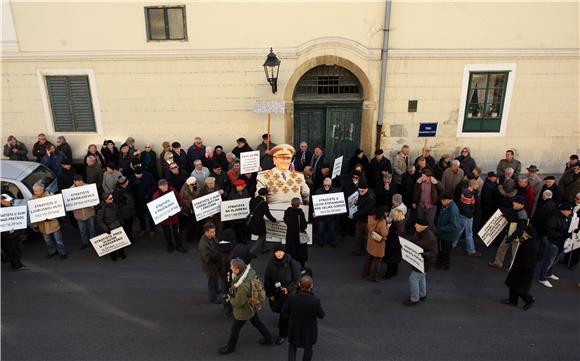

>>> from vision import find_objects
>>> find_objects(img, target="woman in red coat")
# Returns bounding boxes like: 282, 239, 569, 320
152, 179, 187, 253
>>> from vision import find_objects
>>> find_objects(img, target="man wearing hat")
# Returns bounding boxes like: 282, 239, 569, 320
256, 144, 310, 205
171, 142, 189, 172
538, 203, 573, 288
350, 178, 376, 255
228, 179, 251, 244
368, 149, 393, 190
435, 193, 460, 270
526, 165, 542, 199
489, 195, 529, 270
404, 218, 438, 306
481, 171, 500, 225
130, 167, 157, 237
113, 175, 136, 242
537, 176, 561, 208
152, 179, 187, 253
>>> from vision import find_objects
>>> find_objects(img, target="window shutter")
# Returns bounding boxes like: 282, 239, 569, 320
46, 76, 96, 132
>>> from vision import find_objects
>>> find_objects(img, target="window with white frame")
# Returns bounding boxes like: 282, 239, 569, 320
457, 64, 516, 137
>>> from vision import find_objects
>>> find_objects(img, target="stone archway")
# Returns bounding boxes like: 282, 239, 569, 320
283, 55, 375, 155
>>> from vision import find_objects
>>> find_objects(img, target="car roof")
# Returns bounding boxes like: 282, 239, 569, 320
0, 160, 41, 181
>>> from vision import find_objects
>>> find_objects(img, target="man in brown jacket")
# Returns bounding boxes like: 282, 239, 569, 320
412, 169, 443, 230
404, 218, 438, 306
32, 182, 67, 259
70, 175, 97, 250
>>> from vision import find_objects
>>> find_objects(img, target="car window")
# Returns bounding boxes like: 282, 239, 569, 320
1, 181, 24, 199
21, 165, 56, 194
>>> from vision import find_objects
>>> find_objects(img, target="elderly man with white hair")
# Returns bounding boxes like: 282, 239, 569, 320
31, 182, 68, 259
500, 167, 517, 184
441, 159, 465, 195
532, 190, 558, 244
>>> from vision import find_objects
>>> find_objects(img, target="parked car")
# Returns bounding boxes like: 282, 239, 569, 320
0, 160, 58, 207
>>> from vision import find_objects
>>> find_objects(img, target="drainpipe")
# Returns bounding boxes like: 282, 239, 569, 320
375, 0, 392, 151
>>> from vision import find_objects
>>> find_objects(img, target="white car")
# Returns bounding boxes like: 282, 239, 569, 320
0, 160, 59, 208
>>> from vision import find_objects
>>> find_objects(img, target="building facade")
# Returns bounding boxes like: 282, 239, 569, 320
1, 1, 578, 173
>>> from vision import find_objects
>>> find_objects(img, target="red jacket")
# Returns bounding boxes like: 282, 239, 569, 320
517, 185, 536, 215
152, 187, 182, 225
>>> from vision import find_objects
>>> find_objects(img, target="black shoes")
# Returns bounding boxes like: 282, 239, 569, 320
47, 252, 57, 259
403, 299, 419, 306
218, 346, 234, 355
419, 296, 427, 302
176, 246, 188, 253
500, 299, 517, 306
523, 298, 535, 311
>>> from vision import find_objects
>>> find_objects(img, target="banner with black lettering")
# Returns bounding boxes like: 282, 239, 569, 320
221, 198, 251, 221
147, 192, 181, 225
28, 194, 66, 223
0, 206, 28, 232
312, 192, 347, 217
62, 184, 99, 211
192, 191, 222, 221
90, 227, 131, 257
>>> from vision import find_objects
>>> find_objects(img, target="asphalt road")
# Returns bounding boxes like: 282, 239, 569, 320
2, 224, 579, 361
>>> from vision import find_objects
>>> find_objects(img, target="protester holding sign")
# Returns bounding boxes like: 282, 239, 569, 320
502, 225, 538, 310
180, 177, 201, 243
197, 177, 225, 237
113, 176, 136, 243
362, 206, 389, 282
284, 198, 308, 270
489, 196, 528, 270
404, 219, 437, 306
96, 192, 127, 261
383, 209, 405, 279
312, 178, 342, 247
350, 179, 376, 256
70, 176, 97, 250
0, 195, 28, 270
226, 180, 251, 244
31, 182, 67, 259
248, 188, 278, 255
152, 179, 187, 253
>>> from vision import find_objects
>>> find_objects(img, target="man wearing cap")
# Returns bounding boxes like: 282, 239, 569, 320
1, 194, 28, 270
564, 154, 579, 173
186, 137, 206, 170
367, 149, 393, 190
489, 195, 528, 270
256, 144, 310, 205
436, 193, 460, 270
526, 165, 542, 198
153, 179, 187, 253
171, 142, 189, 172
113, 176, 136, 242
404, 218, 438, 306
538, 176, 561, 208
232, 137, 253, 159
228, 180, 251, 243
70, 175, 97, 249
130, 167, 157, 237
497, 149, 522, 178
413, 169, 443, 230
350, 178, 376, 255
538, 203, 573, 288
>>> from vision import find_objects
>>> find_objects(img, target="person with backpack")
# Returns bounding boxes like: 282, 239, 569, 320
218, 258, 275, 355
264, 244, 301, 345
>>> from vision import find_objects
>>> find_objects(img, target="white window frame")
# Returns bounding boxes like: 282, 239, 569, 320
456, 63, 516, 138
37, 68, 104, 135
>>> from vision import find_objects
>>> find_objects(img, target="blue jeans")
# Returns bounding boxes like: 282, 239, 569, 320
453, 215, 476, 254
316, 218, 336, 246
408, 270, 426, 302
77, 217, 96, 245
539, 240, 559, 281
43, 231, 66, 255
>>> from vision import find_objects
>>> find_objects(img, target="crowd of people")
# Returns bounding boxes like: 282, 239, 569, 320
2, 133, 580, 360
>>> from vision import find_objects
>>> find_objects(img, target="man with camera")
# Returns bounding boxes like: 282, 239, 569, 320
264, 244, 301, 345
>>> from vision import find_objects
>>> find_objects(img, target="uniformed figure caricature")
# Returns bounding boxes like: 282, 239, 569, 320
255, 144, 310, 205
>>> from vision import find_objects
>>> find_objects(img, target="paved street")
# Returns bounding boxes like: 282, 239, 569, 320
2, 224, 579, 361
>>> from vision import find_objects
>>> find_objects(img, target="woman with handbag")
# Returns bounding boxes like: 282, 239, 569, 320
283, 197, 309, 269
362, 206, 389, 282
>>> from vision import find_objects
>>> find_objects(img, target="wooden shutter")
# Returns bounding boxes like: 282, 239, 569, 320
46, 76, 96, 132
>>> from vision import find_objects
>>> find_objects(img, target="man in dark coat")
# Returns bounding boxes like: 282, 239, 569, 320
264, 244, 300, 345
56, 136, 73, 161
374, 173, 397, 210
113, 176, 136, 242
248, 188, 277, 255
170, 142, 189, 172
130, 168, 157, 237
41, 144, 65, 177
502, 225, 539, 310
186, 137, 205, 171
232, 137, 253, 159
435, 193, 460, 270
292, 142, 312, 172
3, 135, 28, 161
312, 178, 341, 247
367, 149, 393, 190
531, 190, 557, 244
350, 179, 376, 255
536, 176, 561, 209
480, 172, 500, 225
283, 197, 308, 269
404, 218, 438, 306
198, 223, 222, 303
32, 133, 52, 162
95, 192, 127, 261
0, 195, 28, 270
282, 275, 325, 361
538, 203, 573, 288
166, 162, 189, 194
455, 147, 477, 176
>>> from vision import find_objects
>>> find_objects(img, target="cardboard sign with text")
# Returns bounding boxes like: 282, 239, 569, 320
147, 191, 181, 225
90, 227, 131, 257
221, 198, 251, 221
265, 203, 312, 244
0, 206, 28, 232
312, 192, 347, 217
240, 150, 260, 174
27, 194, 66, 223
477, 209, 508, 246
348, 191, 359, 217
399, 237, 425, 273
192, 191, 222, 221
332, 156, 343, 179
62, 183, 100, 211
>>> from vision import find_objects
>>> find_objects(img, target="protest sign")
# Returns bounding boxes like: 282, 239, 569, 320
192, 191, 222, 221
332, 156, 343, 179
27, 194, 66, 223
563, 233, 580, 253
240, 150, 260, 174
62, 183, 99, 211
348, 191, 359, 216
312, 192, 347, 217
253, 100, 285, 114
399, 237, 425, 273
265, 203, 312, 244
147, 191, 181, 225
221, 198, 251, 221
90, 227, 131, 257
0, 206, 28, 232
478, 209, 508, 246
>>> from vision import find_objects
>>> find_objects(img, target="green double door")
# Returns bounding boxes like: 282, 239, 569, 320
294, 104, 362, 169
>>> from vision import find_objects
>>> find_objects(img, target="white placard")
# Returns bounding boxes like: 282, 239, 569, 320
265, 203, 312, 244
569, 215, 579, 233
90, 227, 131, 257
0, 206, 28, 232
240, 150, 260, 174
563, 233, 580, 253
477, 209, 508, 247
62, 183, 100, 211
27, 194, 66, 223
253, 100, 286, 114
348, 191, 359, 216
332, 156, 343, 179
147, 191, 181, 225
312, 192, 347, 217
192, 191, 222, 221
221, 198, 251, 221
399, 237, 425, 273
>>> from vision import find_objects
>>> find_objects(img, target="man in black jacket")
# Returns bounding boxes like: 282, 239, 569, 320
312, 178, 341, 247
538, 203, 573, 288
350, 179, 376, 255
489, 196, 528, 269
248, 188, 277, 255
404, 218, 438, 306
0, 195, 28, 270
367, 149, 393, 190
113, 176, 136, 242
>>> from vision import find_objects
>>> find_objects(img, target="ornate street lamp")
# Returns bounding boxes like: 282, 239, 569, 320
263, 48, 280, 94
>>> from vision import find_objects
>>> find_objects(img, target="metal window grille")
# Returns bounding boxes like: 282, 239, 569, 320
294, 66, 362, 99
